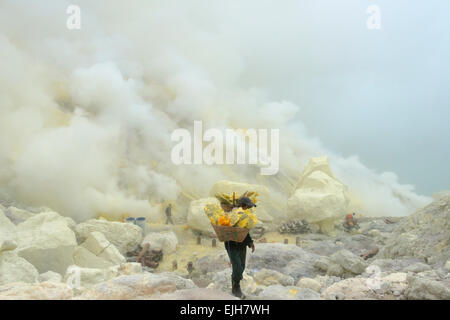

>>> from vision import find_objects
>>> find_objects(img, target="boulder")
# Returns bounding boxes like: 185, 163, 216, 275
156, 288, 238, 300
247, 244, 318, 276
81, 231, 126, 265
0, 282, 73, 300
0, 240, 17, 253
194, 251, 230, 274
73, 246, 115, 269
403, 262, 431, 273
321, 278, 374, 300
253, 268, 294, 286
0, 208, 17, 246
330, 249, 368, 275
296, 278, 322, 293
258, 285, 321, 300
205, 268, 260, 296
75, 219, 142, 254
314, 256, 332, 272
281, 259, 319, 281
77, 273, 196, 299
209, 180, 275, 222
141, 231, 178, 254
287, 156, 350, 233
39, 271, 62, 283
4, 206, 35, 224
64, 265, 118, 289
15, 211, 77, 275
115, 262, 142, 275
379, 195, 450, 264
405, 274, 450, 300
187, 197, 218, 237
0, 251, 39, 285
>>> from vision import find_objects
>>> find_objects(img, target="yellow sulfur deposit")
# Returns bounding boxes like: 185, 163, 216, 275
204, 192, 259, 229
204, 203, 223, 225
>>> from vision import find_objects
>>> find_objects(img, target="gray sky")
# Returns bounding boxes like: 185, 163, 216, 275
229, 0, 450, 195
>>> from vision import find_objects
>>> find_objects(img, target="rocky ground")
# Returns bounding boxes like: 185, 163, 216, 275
0, 195, 449, 300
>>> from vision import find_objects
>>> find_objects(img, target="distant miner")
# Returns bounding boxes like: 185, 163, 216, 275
165, 203, 174, 225
344, 212, 359, 231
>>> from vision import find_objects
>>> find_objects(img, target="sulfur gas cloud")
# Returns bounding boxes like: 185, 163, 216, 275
0, 0, 432, 222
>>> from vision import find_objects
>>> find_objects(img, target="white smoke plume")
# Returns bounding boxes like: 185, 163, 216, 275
0, 0, 431, 222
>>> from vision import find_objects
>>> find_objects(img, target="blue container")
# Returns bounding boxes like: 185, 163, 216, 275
136, 217, 146, 236
125, 217, 136, 224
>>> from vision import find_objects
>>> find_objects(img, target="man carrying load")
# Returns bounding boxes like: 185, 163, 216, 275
205, 191, 258, 299
222, 196, 256, 299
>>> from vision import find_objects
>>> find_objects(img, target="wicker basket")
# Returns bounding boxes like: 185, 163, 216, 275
211, 223, 249, 242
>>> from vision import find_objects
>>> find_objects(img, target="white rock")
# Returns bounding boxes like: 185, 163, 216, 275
209, 180, 275, 222
116, 262, 142, 275
330, 249, 367, 275
0, 251, 39, 285
379, 195, 450, 264
39, 271, 62, 283
4, 206, 34, 224
287, 156, 350, 233
142, 231, 178, 254
254, 268, 295, 286
0, 240, 17, 253
382, 272, 407, 283
64, 265, 118, 289
73, 246, 115, 269
445, 261, 450, 272
321, 278, 372, 300
156, 288, 238, 300
0, 282, 73, 300
75, 219, 142, 254
405, 274, 450, 300
81, 231, 126, 265
187, 197, 218, 237
16, 211, 77, 275
368, 229, 381, 237
259, 284, 321, 300
77, 273, 196, 299
0, 208, 17, 245
297, 278, 322, 293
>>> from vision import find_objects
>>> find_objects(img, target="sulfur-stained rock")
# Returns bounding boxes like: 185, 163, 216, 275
287, 156, 350, 233
4, 206, 35, 225
254, 268, 294, 286
0, 240, 17, 253
15, 211, 77, 275
405, 274, 450, 300
330, 249, 368, 275
297, 278, 322, 293
156, 288, 238, 300
141, 231, 178, 254
379, 195, 450, 265
75, 219, 142, 254
0, 208, 17, 245
63, 265, 118, 289
187, 197, 218, 237
73, 246, 115, 269
0, 282, 74, 300
77, 273, 196, 299
81, 231, 126, 265
258, 284, 321, 300
39, 271, 62, 283
0, 251, 39, 285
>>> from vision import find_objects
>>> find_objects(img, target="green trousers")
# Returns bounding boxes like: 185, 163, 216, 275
225, 242, 247, 282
